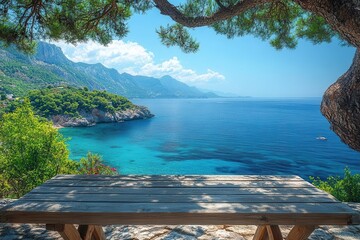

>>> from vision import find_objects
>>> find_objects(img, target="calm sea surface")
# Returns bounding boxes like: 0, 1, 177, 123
60, 98, 360, 179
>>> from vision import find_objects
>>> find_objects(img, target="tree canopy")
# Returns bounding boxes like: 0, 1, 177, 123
156, 0, 339, 52
1, 0, 360, 151
1, 0, 359, 52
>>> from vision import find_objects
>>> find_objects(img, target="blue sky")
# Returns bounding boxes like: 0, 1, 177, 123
54, 8, 356, 97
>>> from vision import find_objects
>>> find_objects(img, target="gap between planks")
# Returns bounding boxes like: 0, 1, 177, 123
20, 193, 339, 203
52, 175, 304, 181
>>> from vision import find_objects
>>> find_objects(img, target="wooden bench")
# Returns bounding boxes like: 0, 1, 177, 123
1, 175, 359, 240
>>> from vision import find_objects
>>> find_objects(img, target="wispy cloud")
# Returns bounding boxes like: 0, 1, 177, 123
53, 40, 225, 84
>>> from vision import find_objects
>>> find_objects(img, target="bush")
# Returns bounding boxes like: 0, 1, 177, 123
0, 100, 119, 198
0, 100, 78, 198
78, 152, 118, 175
310, 167, 360, 202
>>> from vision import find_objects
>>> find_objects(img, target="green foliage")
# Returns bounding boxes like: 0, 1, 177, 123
310, 168, 360, 202
0, 98, 23, 118
0, 100, 77, 198
78, 152, 118, 175
0, 0, 341, 53
0, 0, 152, 53
211, 1, 336, 50
295, 14, 334, 44
157, 24, 200, 53
27, 87, 136, 118
0, 98, 121, 198
0, 49, 68, 96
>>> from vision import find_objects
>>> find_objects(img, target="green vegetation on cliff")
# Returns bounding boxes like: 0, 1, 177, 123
27, 87, 136, 118
0, 46, 67, 96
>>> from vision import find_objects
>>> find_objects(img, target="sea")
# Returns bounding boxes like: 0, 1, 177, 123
60, 98, 360, 179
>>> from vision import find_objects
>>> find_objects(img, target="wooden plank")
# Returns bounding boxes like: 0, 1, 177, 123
266, 225, 283, 240
46, 224, 65, 231
353, 212, 360, 224
46, 224, 81, 240
43, 179, 314, 188
286, 225, 316, 240
31, 185, 326, 195
2, 200, 355, 215
4, 211, 353, 225
53, 174, 304, 181
20, 193, 339, 203
253, 225, 268, 240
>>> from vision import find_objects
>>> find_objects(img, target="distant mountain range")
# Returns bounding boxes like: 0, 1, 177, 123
0, 42, 218, 98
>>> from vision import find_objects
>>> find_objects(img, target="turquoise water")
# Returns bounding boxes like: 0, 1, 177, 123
60, 98, 360, 179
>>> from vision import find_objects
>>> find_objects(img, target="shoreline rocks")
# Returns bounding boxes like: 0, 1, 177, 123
51, 106, 154, 127
1, 199, 359, 240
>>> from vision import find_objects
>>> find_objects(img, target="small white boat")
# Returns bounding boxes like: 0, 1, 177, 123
316, 136, 327, 141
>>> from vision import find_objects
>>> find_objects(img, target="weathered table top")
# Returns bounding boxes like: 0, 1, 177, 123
1, 175, 359, 226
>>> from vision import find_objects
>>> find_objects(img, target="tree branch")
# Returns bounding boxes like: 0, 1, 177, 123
154, 0, 360, 48
153, 0, 272, 27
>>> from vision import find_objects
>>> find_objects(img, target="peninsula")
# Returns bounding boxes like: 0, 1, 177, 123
26, 87, 154, 127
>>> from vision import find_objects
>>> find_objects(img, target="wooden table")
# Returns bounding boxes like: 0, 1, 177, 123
1, 175, 359, 240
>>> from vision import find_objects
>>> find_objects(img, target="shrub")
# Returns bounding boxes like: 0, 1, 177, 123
0, 100, 119, 198
310, 167, 360, 202
0, 100, 78, 198
78, 152, 118, 175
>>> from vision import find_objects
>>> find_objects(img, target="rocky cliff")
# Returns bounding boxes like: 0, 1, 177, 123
51, 106, 154, 127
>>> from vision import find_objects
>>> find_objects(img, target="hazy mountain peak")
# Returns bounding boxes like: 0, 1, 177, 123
160, 75, 174, 80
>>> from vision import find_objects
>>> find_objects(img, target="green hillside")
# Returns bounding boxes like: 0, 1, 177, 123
0, 52, 66, 96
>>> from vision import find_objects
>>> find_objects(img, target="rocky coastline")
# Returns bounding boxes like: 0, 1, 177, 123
51, 106, 154, 127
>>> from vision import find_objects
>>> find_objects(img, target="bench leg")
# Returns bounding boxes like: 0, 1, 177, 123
93, 225, 106, 240
286, 225, 316, 240
78, 225, 95, 240
266, 225, 283, 240
46, 224, 81, 240
253, 225, 282, 240
46, 224, 106, 240
253, 225, 268, 240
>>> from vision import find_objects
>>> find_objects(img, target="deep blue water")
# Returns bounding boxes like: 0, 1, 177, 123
60, 98, 360, 179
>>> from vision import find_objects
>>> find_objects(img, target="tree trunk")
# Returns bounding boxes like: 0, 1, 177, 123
321, 49, 360, 151
295, 0, 360, 151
